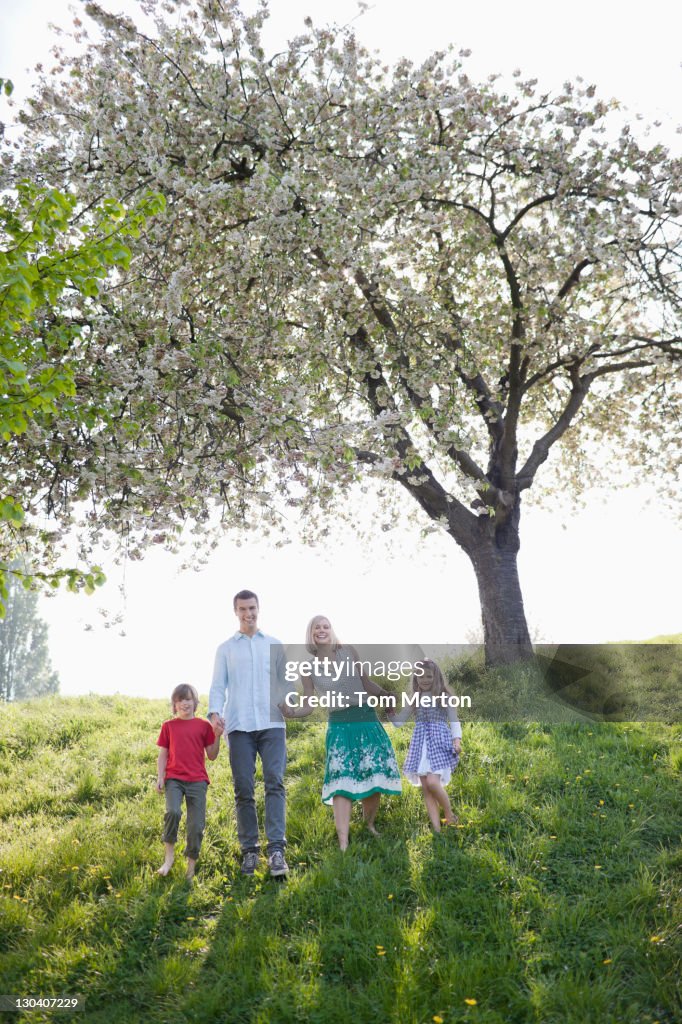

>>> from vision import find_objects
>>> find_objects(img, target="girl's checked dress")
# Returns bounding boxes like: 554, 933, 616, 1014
398, 700, 461, 787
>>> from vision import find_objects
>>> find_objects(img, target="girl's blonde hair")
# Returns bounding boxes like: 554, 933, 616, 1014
411, 659, 452, 697
170, 683, 199, 713
305, 615, 341, 654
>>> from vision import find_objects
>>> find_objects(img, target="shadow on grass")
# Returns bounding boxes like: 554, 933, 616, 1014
2, 705, 680, 1024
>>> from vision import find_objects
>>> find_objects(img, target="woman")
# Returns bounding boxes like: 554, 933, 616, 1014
298, 615, 402, 850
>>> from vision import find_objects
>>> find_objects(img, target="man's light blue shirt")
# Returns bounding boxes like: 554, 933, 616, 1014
208, 630, 288, 733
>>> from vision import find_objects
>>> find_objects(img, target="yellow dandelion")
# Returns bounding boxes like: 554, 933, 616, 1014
433, 1017, 444, 1023
603, 958, 612, 964
187, 916, 195, 920
377, 950, 386, 956
387, 894, 394, 900
598, 800, 604, 806
649, 935, 662, 943
464, 998, 478, 1006
575, 775, 582, 781
628, 803, 635, 808
584, 769, 591, 774
549, 834, 557, 839
594, 864, 602, 869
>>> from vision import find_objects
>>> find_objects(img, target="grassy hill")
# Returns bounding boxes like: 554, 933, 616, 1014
0, 697, 680, 1024
618, 633, 682, 644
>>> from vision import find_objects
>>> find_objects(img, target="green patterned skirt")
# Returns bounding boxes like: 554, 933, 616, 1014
322, 705, 402, 804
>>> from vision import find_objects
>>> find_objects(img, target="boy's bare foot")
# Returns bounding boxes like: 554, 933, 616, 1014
443, 815, 459, 827
366, 823, 380, 837
157, 860, 174, 876
186, 858, 197, 881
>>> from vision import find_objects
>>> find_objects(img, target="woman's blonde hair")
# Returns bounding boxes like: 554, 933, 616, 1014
305, 615, 341, 654
411, 659, 452, 697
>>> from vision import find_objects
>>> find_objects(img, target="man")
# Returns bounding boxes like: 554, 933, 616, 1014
208, 590, 289, 877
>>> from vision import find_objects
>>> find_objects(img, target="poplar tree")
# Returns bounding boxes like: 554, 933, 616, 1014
0, 568, 59, 701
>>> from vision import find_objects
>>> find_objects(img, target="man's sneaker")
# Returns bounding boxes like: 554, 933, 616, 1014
240, 851, 260, 876
267, 850, 289, 877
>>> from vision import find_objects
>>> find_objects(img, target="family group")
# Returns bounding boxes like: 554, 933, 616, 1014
155, 590, 463, 880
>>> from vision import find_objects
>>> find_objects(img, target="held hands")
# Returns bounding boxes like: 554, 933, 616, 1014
156, 778, 164, 794
209, 712, 225, 735
278, 700, 307, 719
454, 738, 462, 755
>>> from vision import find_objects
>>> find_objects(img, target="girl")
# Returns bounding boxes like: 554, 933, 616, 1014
393, 660, 462, 832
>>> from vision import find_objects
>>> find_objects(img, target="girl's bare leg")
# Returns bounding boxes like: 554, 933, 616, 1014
419, 777, 442, 831
185, 857, 197, 880
157, 842, 175, 875
332, 795, 352, 850
427, 774, 458, 825
361, 793, 381, 835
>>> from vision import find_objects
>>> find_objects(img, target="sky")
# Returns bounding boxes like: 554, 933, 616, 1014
1, 0, 681, 698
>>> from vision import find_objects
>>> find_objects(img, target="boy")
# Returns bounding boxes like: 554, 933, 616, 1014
156, 684, 223, 880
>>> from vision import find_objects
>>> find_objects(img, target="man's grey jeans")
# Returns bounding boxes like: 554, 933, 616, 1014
228, 729, 286, 855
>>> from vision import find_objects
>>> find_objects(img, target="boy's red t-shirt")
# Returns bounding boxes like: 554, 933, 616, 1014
156, 717, 216, 784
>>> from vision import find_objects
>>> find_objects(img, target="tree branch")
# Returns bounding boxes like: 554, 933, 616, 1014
349, 326, 476, 539
588, 335, 682, 361
516, 366, 589, 491
500, 192, 559, 242
556, 258, 594, 300
584, 358, 659, 381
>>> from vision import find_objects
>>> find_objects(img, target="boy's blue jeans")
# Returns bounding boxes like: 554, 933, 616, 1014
162, 779, 208, 860
228, 729, 287, 855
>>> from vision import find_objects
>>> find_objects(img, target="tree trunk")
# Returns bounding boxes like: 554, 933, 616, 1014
467, 505, 533, 666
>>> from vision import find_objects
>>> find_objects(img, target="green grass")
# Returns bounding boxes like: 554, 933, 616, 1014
0, 697, 680, 1024
619, 633, 682, 644
442, 643, 681, 723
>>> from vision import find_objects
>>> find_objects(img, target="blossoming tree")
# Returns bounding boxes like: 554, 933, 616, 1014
9, 1, 681, 660
0, 144, 164, 612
